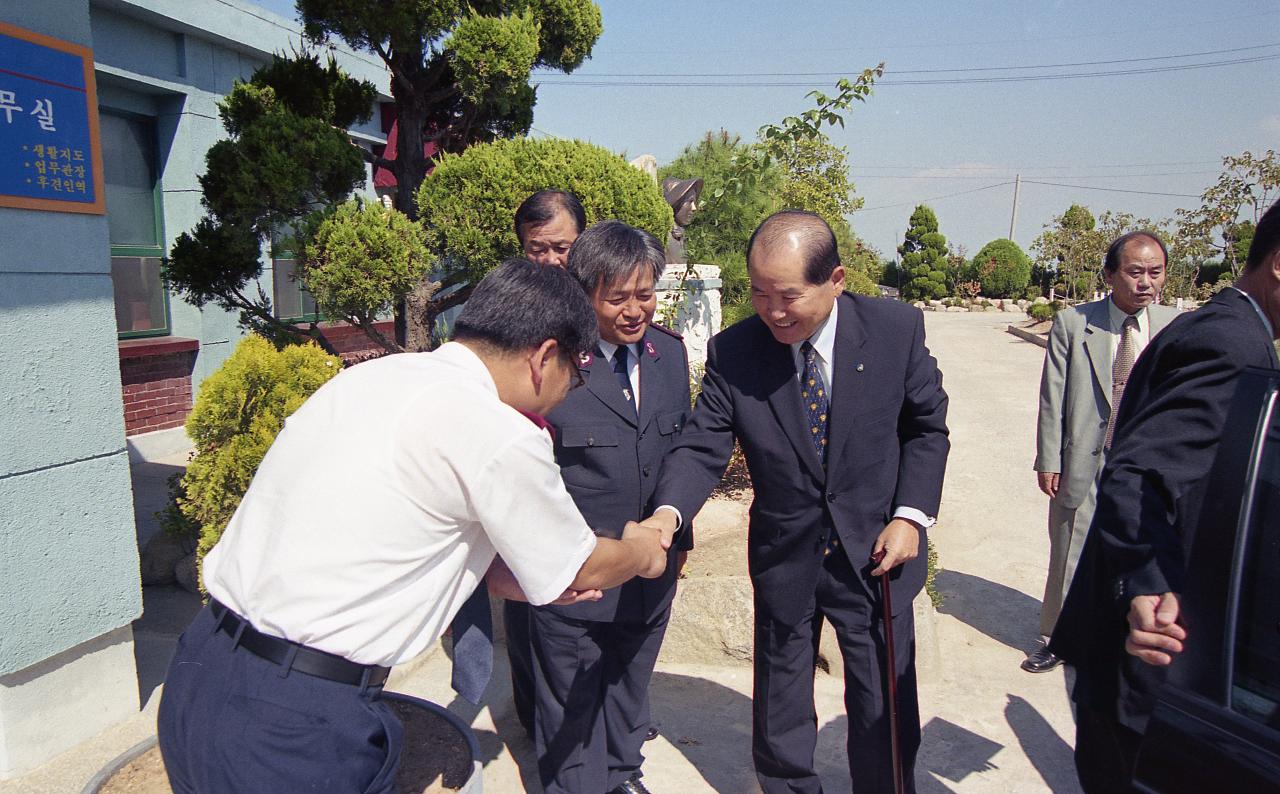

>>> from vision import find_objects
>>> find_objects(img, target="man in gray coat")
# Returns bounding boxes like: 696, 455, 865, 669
1026, 231, 1178, 672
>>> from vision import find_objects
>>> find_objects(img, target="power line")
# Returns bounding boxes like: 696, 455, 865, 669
855, 160, 1220, 170
855, 182, 1015, 212
602, 10, 1280, 54
537, 52, 1280, 87
1021, 180, 1201, 198
564, 42, 1280, 78
853, 170, 1220, 181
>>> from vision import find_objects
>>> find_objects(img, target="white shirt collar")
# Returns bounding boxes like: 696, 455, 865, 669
1106, 296, 1148, 334
791, 294, 840, 364
1232, 286, 1275, 338
597, 339, 636, 363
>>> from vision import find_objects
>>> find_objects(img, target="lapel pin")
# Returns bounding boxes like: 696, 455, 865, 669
579, 351, 593, 368
645, 340, 657, 358
856, 363, 865, 372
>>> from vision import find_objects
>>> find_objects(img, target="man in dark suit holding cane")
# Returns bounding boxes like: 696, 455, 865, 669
643, 210, 950, 793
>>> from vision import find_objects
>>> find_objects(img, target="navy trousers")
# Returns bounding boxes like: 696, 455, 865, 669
531, 607, 670, 794
753, 549, 920, 794
157, 605, 403, 793
504, 599, 537, 735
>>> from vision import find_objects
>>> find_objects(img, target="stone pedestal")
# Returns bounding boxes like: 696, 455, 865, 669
656, 264, 722, 373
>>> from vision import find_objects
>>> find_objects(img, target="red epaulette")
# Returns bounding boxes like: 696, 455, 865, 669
649, 322, 683, 340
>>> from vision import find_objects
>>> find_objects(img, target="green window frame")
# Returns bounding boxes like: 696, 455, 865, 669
103, 110, 170, 339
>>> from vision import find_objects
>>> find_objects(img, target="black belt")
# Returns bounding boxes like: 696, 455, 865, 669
210, 600, 390, 688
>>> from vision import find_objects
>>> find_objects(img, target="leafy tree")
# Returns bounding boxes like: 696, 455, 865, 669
164, 54, 378, 354
1030, 203, 1102, 301
898, 205, 950, 300
1176, 150, 1279, 278
967, 238, 1032, 298
417, 137, 671, 286
297, 0, 603, 348
301, 199, 432, 351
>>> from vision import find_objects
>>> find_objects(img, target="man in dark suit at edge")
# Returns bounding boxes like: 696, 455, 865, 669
642, 210, 950, 793
532, 221, 693, 794
1051, 199, 1280, 793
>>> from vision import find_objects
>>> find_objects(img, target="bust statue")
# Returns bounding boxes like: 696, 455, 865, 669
662, 177, 704, 264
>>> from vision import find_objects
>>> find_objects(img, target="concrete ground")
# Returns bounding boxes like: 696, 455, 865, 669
1, 311, 1079, 793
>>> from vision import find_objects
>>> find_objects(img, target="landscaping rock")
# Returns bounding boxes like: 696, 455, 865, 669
1033, 296, 1050, 305
174, 552, 200, 594
139, 532, 190, 586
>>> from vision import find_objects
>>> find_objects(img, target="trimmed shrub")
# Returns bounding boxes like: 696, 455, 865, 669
1028, 303, 1054, 322
968, 238, 1032, 298
417, 137, 673, 282
163, 335, 342, 578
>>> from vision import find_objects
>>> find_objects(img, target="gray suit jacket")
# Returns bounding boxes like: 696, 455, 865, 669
1034, 299, 1179, 508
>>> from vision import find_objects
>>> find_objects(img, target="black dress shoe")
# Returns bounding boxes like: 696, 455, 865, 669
610, 773, 652, 794
644, 726, 659, 741
1021, 646, 1063, 673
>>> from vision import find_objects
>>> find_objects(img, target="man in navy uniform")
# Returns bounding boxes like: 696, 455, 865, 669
645, 210, 950, 793
532, 220, 693, 794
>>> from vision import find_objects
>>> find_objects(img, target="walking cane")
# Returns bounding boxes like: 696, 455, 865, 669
870, 549, 905, 794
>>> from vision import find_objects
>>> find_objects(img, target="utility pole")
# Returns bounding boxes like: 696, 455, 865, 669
1009, 173, 1021, 241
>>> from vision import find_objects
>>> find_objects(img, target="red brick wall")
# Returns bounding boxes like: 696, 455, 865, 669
311, 321, 395, 365
119, 339, 198, 436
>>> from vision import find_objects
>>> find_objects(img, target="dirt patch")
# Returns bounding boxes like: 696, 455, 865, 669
96, 698, 472, 794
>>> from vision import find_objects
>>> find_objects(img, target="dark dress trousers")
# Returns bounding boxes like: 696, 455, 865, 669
655, 293, 950, 794
529, 325, 693, 794
1051, 288, 1280, 792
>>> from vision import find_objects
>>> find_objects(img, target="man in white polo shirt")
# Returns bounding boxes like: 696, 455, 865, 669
157, 259, 670, 794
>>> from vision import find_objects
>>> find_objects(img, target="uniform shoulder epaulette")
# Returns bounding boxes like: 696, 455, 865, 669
649, 322, 683, 340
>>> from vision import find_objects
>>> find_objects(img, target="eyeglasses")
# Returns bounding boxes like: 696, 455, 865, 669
567, 360, 586, 390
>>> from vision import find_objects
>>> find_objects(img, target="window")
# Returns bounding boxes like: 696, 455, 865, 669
1231, 389, 1280, 729
103, 111, 168, 337
271, 228, 318, 323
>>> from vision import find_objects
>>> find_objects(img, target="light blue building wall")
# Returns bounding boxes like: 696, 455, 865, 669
0, 0, 389, 776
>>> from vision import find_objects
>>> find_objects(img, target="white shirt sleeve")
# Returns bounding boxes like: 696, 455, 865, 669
470, 431, 597, 605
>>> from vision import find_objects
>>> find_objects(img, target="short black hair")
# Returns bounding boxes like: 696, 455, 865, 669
746, 210, 840, 285
566, 220, 666, 293
1103, 231, 1167, 273
514, 190, 587, 245
1245, 200, 1280, 273
454, 258, 599, 361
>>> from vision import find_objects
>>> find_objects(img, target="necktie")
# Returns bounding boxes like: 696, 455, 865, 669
613, 345, 636, 411
800, 341, 829, 464
449, 587, 492, 704
801, 342, 840, 556
1105, 315, 1140, 449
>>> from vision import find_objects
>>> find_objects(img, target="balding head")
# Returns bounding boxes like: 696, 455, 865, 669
747, 210, 841, 285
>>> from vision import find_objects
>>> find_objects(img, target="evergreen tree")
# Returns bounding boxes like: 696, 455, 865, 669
898, 205, 949, 300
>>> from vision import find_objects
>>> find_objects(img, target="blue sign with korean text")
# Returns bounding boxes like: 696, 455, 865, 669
0, 22, 104, 214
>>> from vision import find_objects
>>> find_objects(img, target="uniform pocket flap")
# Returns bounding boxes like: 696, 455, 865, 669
560, 425, 620, 448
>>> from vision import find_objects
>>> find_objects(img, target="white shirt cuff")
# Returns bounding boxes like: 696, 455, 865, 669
655, 504, 684, 530
893, 506, 935, 529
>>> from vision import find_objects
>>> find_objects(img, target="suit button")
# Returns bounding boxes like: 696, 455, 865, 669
643, 466, 652, 477
587, 437, 595, 446
827, 493, 837, 502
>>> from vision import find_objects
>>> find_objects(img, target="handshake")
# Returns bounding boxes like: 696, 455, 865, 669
621, 509, 681, 579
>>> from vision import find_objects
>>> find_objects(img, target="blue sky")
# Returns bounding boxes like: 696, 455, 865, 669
247, 0, 1280, 261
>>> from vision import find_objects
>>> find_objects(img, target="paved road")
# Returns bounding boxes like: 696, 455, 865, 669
915, 311, 1081, 794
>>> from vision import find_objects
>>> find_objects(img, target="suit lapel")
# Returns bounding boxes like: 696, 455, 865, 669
826, 294, 867, 474
584, 350, 638, 427
1082, 301, 1114, 408
762, 333, 826, 483
637, 334, 662, 431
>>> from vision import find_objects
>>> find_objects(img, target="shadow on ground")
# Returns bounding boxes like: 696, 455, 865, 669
1005, 694, 1080, 793
935, 569, 1042, 654
131, 585, 202, 707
